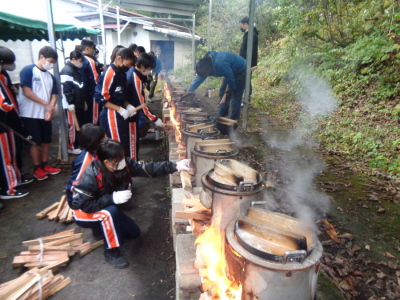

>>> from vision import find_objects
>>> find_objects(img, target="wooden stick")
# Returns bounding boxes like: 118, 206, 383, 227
71, 111, 80, 131
52, 196, 67, 221
79, 240, 104, 257
180, 170, 192, 191
36, 202, 59, 220
128, 103, 147, 114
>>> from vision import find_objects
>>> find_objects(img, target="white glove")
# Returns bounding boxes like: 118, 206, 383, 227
112, 190, 132, 204
68, 104, 75, 112
154, 118, 164, 128
176, 159, 191, 172
117, 107, 130, 120
126, 104, 137, 117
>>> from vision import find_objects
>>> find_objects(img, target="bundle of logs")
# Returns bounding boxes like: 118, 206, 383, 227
0, 266, 71, 300
12, 229, 103, 269
0, 267, 71, 300
35, 196, 73, 223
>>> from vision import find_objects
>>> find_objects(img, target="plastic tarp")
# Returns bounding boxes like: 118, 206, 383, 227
0, 0, 100, 41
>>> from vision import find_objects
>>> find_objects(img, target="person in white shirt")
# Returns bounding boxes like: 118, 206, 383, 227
19, 46, 61, 181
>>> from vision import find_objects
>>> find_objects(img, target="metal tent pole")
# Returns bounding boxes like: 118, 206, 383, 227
242, 0, 255, 129
205, 0, 212, 94
191, 14, 196, 75
117, 5, 121, 45
98, 0, 107, 64
45, 0, 68, 162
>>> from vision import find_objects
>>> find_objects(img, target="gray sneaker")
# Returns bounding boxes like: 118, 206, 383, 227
104, 248, 129, 269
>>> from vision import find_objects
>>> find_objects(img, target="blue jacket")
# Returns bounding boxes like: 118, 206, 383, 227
153, 57, 162, 73
188, 51, 246, 92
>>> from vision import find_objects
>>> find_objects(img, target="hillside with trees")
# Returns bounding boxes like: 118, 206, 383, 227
193, 0, 399, 178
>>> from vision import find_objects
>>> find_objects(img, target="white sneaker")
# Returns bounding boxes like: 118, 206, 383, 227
68, 148, 82, 155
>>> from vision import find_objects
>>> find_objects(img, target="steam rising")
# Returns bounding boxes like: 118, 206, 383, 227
263, 67, 337, 226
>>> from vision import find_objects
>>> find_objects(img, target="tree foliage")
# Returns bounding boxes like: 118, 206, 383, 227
193, 0, 400, 176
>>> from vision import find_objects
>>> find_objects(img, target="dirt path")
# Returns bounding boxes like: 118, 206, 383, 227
0, 101, 175, 299
195, 92, 400, 300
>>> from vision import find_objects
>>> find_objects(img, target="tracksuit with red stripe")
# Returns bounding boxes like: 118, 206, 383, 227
126, 67, 160, 159
71, 158, 177, 249
81, 54, 99, 124
0, 88, 20, 196
61, 61, 85, 151
0, 71, 23, 176
95, 64, 138, 159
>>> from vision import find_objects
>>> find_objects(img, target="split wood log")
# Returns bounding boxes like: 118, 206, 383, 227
174, 205, 211, 221
224, 159, 258, 183
217, 116, 238, 124
187, 123, 213, 133
22, 230, 77, 247
197, 142, 235, 153
180, 170, 192, 191
214, 162, 243, 185
79, 240, 104, 257
127, 103, 147, 114
194, 139, 231, 147
58, 204, 69, 222
236, 217, 301, 256
247, 207, 314, 251
71, 111, 80, 131
46, 209, 58, 221
0, 267, 48, 298
240, 216, 307, 251
12, 253, 69, 267
52, 196, 67, 221
66, 208, 73, 223
36, 202, 59, 220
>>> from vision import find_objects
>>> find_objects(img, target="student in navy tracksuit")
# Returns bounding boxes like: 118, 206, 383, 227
126, 53, 163, 160
65, 123, 106, 207
187, 51, 247, 120
71, 138, 191, 268
95, 48, 137, 159
80, 39, 99, 125
60, 50, 85, 154
0, 88, 29, 203
0, 46, 33, 202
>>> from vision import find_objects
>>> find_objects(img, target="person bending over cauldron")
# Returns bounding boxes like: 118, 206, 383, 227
71, 139, 190, 268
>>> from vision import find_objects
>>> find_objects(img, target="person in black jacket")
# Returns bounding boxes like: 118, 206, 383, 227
239, 16, 259, 103
61, 50, 85, 154
72, 139, 191, 268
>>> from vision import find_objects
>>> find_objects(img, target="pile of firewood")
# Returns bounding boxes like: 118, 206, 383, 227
36, 196, 73, 223
174, 193, 211, 235
0, 266, 71, 299
12, 229, 103, 269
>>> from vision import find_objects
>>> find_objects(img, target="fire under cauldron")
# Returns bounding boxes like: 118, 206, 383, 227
224, 207, 322, 300
200, 159, 265, 232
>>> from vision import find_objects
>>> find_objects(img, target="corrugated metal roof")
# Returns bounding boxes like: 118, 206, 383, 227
118, 0, 206, 17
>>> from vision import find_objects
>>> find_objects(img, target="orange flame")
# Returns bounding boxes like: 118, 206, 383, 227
170, 106, 182, 143
163, 83, 172, 102
195, 215, 242, 299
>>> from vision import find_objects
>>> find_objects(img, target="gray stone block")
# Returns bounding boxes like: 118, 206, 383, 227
176, 234, 198, 275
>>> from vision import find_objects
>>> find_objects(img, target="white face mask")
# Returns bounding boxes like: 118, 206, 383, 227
42, 60, 54, 71
109, 159, 126, 171
141, 70, 151, 76
76, 62, 83, 68
3, 63, 16, 71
